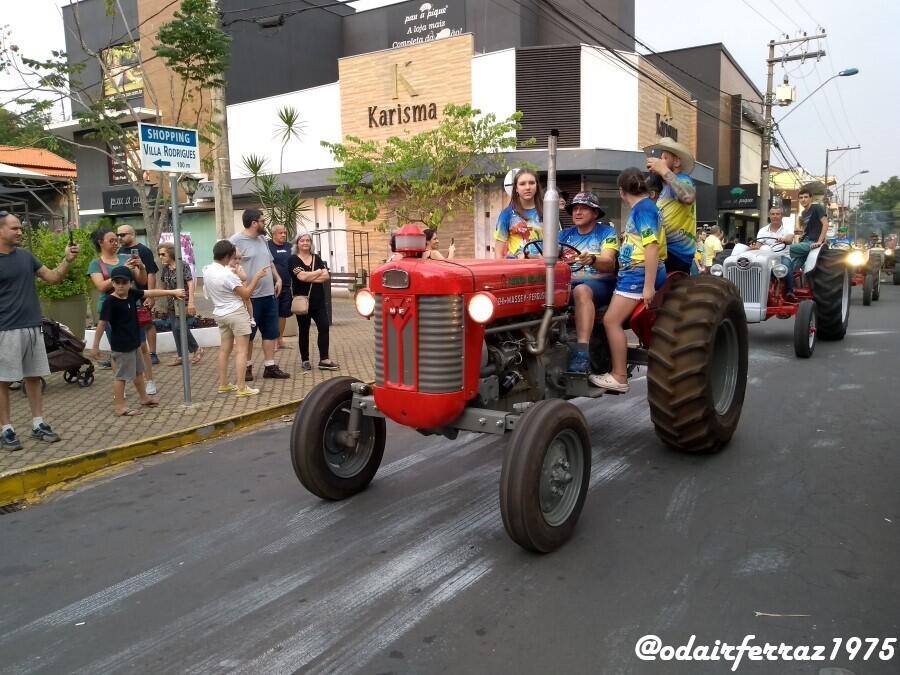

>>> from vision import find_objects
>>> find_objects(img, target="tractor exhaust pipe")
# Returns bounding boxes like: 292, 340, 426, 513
527, 129, 559, 355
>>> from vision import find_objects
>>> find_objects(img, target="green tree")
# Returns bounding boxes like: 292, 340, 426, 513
322, 104, 527, 230
239, 105, 311, 239
0, 0, 230, 249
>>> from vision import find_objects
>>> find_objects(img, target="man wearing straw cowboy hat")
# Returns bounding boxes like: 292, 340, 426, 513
645, 137, 698, 274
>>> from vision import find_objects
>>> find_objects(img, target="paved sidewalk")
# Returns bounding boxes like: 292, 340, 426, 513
1, 298, 373, 480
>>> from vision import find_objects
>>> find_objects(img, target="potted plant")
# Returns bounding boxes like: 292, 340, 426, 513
31, 227, 94, 339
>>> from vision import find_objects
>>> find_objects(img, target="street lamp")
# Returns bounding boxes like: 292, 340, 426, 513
777, 68, 859, 123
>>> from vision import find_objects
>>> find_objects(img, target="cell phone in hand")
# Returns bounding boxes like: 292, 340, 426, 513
450, 237, 455, 245
68, 229, 74, 246
131, 248, 140, 260
647, 147, 662, 159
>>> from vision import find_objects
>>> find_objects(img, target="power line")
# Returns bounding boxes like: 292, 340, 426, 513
220, 0, 353, 25
791, 0, 821, 28
220, 0, 351, 15
765, 0, 802, 32
740, 0, 785, 34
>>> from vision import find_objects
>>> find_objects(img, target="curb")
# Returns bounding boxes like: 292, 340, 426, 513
0, 398, 304, 507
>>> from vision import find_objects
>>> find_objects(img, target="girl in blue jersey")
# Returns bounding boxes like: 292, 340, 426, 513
494, 169, 544, 258
591, 168, 667, 393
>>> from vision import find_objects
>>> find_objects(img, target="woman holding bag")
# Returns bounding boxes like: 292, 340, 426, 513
288, 233, 338, 372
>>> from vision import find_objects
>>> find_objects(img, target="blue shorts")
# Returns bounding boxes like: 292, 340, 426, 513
616, 265, 667, 295
250, 295, 280, 341
276, 288, 293, 318
571, 277, 615, 309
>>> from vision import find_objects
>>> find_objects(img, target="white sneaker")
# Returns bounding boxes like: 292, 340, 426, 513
145, 380, 158, 396
588, 373, 629, 393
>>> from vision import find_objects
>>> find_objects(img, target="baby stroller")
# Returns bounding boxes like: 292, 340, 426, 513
8, 319, 94, 393
44, 318, 95, 387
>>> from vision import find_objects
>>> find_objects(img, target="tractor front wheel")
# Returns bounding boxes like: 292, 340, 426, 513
873, 274, 881, 301
290, 376, 386, 500
793, 300, 816, 358
500, 400, 591, 553
647, 276, 748, 453
863, 274, 873, 305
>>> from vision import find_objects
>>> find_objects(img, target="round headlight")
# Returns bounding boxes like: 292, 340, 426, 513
772, 263, 788, 278
467, 292, 496, 324
886, 249, 894, 256
355, 289, 376, 318
847, 250, 865, 267
710, 264, 724, 277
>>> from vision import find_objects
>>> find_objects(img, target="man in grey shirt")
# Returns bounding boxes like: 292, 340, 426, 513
0, 212, 81, 451
229, 209, 290, 380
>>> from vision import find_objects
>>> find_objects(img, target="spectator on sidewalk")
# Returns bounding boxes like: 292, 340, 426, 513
702, 225, 724, 268
157, 242, 202, 366
204, 240, 270, 398
0, 211, 81, 451
267, 223, 294, 350
88, 229, 156, 397
288, 233, 339, 372
116, 225, 160, 364
230, 209, 290, 382
90, 266, 185, 417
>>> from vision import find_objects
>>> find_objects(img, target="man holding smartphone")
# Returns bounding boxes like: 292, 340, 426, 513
644, 137, 697, 274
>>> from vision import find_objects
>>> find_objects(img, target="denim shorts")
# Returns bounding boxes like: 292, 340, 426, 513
250, 295, 280, 341
276, 288, 293, 318
571, 277, 615, 309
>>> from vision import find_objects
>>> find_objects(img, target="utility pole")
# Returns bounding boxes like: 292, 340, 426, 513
212, 0, 234, 239
759, 33, 827, 225
824, 145, 860, 201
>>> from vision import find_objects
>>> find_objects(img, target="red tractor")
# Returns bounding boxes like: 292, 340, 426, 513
290, 132, 749, 553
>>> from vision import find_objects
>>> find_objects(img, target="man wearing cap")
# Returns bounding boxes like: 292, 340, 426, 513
558, 192, 619, 374
645, 137, 697, 274
0, 211, 80, 450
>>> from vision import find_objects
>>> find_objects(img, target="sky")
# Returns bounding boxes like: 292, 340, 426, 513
1, 0, 896, 197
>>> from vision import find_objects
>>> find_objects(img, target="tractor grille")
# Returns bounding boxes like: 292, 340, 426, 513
725, 266, 763, 303
374, 295, 383, 385
417, 296, 464, 393
374, 295, 464, 392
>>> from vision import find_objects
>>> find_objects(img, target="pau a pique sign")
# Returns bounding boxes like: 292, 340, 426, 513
387, 1, 465, 48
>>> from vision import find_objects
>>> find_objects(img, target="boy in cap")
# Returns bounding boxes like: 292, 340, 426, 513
559, 192, 619, 374
645, 137, 697, 274
90, 266, 185, 416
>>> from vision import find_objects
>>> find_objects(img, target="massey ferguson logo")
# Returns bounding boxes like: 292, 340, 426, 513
737, 257, 751, 269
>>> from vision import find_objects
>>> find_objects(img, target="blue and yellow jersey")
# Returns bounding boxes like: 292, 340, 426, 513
559, 222, 619, 281
494, 206, 543, 257
656, 172, 696, 264
619, 197, 665, 272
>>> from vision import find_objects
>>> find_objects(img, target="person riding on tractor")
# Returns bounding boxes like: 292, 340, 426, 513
558, 192, 618, 375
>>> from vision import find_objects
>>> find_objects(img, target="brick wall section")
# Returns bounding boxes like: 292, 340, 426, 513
636, 56, 698, 157
338, 34, 473, 144
347, 195, 476, 268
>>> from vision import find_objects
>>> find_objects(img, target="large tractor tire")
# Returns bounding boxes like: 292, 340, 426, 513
862, 274, 873, 306
873, 274, 881, 301
290, 376, 386, 500
793, 299, 816, 358
811, 248, 851, 340
500, 399, 591, 553
647, 275, 748, 453
894, 265, 900, 285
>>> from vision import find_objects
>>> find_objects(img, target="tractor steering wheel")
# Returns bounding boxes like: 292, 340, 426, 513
751, 236, 788, 252
521, 240, 586, 273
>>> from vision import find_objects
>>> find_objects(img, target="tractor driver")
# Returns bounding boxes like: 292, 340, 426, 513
752, 205, 797, 302
559, 192, 619, 374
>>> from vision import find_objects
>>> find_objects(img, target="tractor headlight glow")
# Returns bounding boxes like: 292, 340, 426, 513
710, 264, 724, 277
355, 289, 376, 318
772, 263, 788, 278
886, 248, 894, 256
847, 250, 865, 267
467, 292, 496, 324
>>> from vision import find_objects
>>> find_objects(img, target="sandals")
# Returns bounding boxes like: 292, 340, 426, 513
116, 408, 142, 417
190, 348, 204, 365
588, 372, 630, 393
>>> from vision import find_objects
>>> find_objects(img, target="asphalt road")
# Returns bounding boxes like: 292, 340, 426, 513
2, 282, 899, 675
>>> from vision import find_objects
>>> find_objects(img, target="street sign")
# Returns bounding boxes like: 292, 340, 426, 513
138, 122, 200, 173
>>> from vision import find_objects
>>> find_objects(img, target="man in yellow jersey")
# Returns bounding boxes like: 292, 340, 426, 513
645, 137, 697, 274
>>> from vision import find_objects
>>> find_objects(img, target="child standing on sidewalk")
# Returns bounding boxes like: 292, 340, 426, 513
90, 266, 185, 416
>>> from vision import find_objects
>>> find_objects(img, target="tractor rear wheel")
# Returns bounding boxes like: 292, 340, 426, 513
894, 266, 900, 285
873, 274, 881, 301
290, 376, 386, 500
793, 300, 816, 358
500, 400, 591, 553
647, 275, 748, 453
862, 274, 873, 305
811, 248, 851, 340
